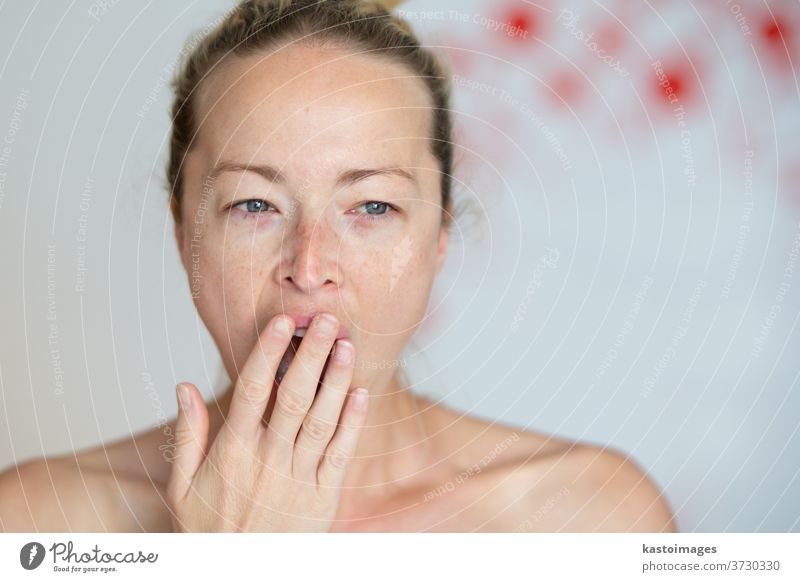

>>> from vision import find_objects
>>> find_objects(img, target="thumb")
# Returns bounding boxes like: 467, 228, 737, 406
167, 382, 209, 504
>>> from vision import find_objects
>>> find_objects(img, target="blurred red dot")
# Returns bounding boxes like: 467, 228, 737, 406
445, 43, 472, 74
654, 67, 689, 105
595, 21, 624, 53
758, 13, 795, 67
549, 71, 583, 107
761, 17, 787, 46
503, 6, 537, 41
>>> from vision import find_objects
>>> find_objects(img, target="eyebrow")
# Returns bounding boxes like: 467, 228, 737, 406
207, 161, 418, 187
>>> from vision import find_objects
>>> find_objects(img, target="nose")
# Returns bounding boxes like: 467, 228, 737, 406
280, 215, 342, 294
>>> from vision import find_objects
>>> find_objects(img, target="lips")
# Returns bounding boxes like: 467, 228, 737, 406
285, 313, 351, 340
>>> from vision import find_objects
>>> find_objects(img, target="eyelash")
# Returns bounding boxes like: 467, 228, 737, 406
229, 199, 398, 222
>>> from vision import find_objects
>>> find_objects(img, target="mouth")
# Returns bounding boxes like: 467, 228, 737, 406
285, 313, 351, 340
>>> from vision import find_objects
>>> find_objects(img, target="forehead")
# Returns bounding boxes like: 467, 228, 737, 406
193, 43, 435, 167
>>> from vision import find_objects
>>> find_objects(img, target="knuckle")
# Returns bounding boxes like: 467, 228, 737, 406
173, 421, 194, 444
318, 376, 348, 397
325, 446, 350, 471
236, 375, 269, 405
301, 414, 334, 442
276, 389, 311, 418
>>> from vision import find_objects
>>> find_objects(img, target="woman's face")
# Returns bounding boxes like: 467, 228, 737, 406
173, 43, 449, 386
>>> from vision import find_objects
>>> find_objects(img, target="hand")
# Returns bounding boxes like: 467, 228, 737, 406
166, 312, 369, 532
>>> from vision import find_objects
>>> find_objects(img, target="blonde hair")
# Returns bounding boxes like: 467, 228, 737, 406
167, 0, 454, 228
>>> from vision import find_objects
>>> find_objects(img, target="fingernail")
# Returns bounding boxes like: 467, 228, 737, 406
334, 340, 353, 364
177, 383, 192, 415
273, 316, 292, 335
353, 387, 368, 411
316, 312, 338, 334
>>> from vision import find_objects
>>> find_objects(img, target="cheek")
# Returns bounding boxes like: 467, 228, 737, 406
346, 235, 439, 335
199, 226, 277, 301
188, 231, 277, 375
344, 237, 438, 376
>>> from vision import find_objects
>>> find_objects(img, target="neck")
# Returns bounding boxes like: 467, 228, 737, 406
341, 369, 437, 496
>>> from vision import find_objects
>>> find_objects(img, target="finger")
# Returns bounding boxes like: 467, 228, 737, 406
317, 387, 369, 488
228, 314, 295, 440
167, 382, 209, 505
291, 338, 355, 480
263, 312, 338, 463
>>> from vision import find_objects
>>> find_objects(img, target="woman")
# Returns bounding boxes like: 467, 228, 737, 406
0, 0, 676, 532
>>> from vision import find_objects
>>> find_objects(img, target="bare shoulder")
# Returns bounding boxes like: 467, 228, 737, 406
512, 439, 678, 532
0, 391, 232, 532
74, 423, 177, 485
421, 397, 571, 469
427, 404, 676, 532
0, 424, 175, 532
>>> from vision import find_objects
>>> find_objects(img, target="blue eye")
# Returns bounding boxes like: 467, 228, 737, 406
229, 199, 396, 223
354, 201, 397, 221
231, 199, 275, 216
